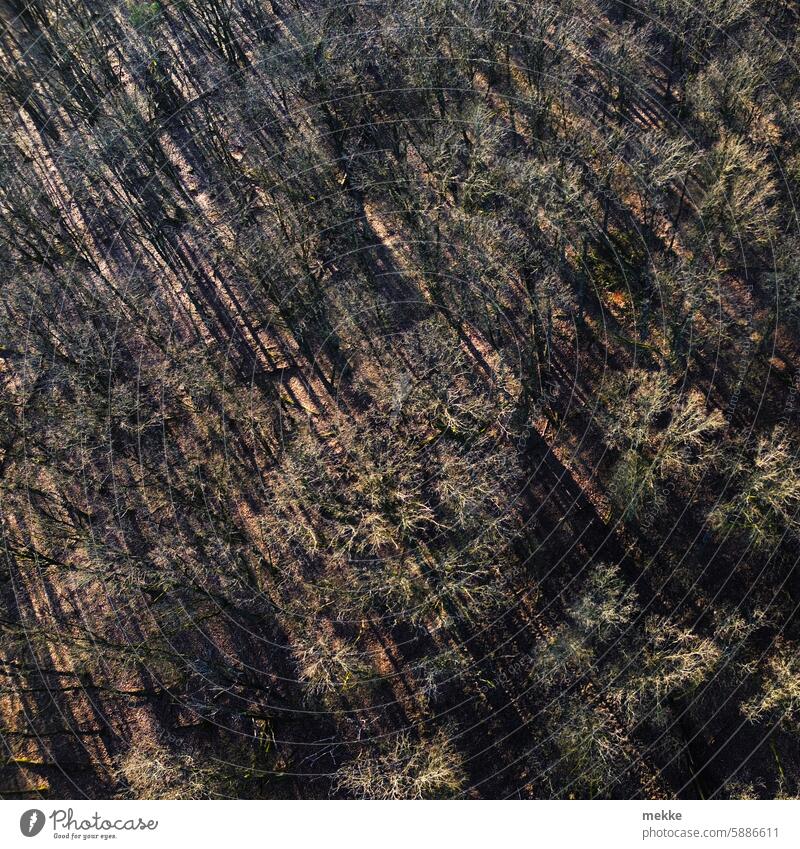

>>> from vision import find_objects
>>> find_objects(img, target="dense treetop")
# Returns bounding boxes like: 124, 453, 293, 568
0, 0, 798, 799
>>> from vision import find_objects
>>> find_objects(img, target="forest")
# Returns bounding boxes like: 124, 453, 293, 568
0, 0, 799, 799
